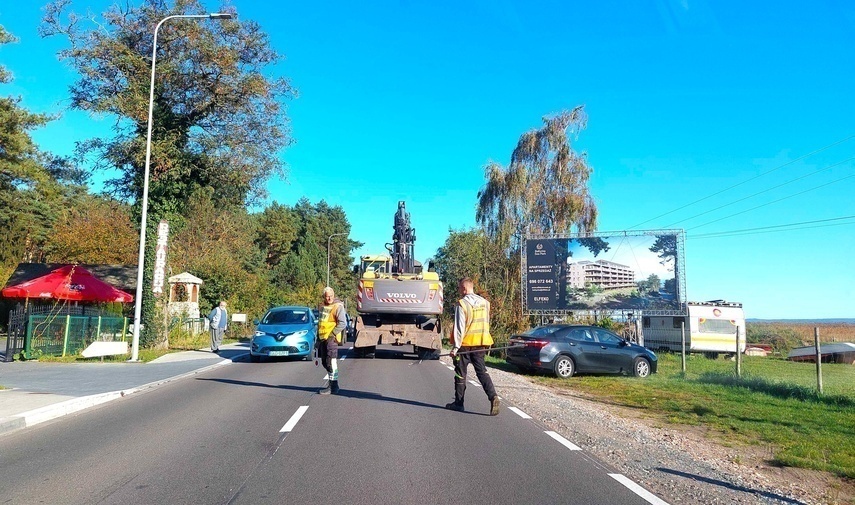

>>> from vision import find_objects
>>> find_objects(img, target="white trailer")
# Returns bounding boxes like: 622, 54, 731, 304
642, 300, 746, 358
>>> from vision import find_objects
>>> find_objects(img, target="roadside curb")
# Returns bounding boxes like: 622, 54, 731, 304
0, 353, 247, 437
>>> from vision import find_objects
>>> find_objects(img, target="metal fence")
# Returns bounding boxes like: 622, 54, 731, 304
175, 317, 208, 335
6, 305, 86, 361
23, 314, 129, 359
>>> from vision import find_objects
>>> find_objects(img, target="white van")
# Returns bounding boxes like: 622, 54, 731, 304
642, 301, 746, 358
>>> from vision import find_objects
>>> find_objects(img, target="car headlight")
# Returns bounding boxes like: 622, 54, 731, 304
292, 330, 308, 338
254, 331, 266, 337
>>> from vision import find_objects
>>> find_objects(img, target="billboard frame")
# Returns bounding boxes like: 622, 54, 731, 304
522, 229, 687, 317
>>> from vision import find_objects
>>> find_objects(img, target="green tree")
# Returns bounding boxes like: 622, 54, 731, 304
46, 195, 138, 264
254, 202, 299, 268
41, 0, 294, 215
650, 233, 679, 296
252, 199, 359, 309
477, 107, 598, 250
41, 0, 294, 346
171, 189, 267, 320
0, 24, 84, 272
465, 108, 600, 337
433, 227, 526, 339
649, 234, 677, 268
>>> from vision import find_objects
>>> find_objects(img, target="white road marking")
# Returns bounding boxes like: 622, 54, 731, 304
609, 474, 670, 505
446, 365, 454, 370
279, 406, 309, 433
469, 380, 480, 386
508, 406, 532, 419
545, 430, 582, 451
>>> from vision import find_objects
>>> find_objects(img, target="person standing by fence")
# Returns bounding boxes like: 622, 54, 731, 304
208, 301, 228, 353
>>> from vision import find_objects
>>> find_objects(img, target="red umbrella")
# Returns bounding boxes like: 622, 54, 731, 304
0, 265, 134, 303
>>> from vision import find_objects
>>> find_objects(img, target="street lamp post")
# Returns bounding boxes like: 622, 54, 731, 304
327, 232, 348, 288
131, 12, 233, 362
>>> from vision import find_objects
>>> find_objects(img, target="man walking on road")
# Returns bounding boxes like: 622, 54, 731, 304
317, 287, 347, 395
208, 301, 228, 353
446, 278, 500, 415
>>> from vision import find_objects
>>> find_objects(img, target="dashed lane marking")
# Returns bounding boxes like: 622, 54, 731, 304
608, 473, 670, 505
545, 430, 582, 451
279, 406, 309, 433
508, 406, 532, 419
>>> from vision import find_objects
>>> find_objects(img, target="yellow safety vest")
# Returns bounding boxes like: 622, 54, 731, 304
459, 297, 493, 347
318, 302, 344, 343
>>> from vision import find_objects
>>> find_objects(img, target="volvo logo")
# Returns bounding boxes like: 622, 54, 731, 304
386, 292, 417, 299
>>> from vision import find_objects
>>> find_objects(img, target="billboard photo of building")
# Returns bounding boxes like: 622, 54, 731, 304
523, 230, 685, 313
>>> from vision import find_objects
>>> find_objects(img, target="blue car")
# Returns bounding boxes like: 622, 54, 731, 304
249, 306, 317, 362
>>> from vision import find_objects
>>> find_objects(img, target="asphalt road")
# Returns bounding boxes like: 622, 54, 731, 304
0, 347, 663, 505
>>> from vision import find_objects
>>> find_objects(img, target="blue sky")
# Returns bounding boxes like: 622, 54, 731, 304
2, 1, 853, 319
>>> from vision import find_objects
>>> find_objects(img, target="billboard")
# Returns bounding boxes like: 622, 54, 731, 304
523, 230, 685, 313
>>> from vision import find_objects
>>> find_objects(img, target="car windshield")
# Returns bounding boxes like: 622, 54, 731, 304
263, 309, 309, 324
523, 326, 565, 337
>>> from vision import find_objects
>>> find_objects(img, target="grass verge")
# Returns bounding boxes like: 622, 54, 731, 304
489, 352, 855, 479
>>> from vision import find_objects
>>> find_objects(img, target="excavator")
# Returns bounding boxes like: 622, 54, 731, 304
352, 201, 443, 359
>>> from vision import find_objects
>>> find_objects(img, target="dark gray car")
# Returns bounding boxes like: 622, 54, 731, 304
506, 324, 657, 378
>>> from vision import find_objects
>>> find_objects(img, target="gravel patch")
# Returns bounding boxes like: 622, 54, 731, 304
443, 356, 851, 505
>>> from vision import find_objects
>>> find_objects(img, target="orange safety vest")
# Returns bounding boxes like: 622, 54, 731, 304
458, 297, 493, 347
318, 301, 344, 343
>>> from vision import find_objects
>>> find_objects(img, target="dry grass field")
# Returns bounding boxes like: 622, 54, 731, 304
747, 321, 854, 355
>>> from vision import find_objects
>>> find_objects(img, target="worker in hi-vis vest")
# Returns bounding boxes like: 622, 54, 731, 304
445, 277, 500, 416
317, 286, 347, 394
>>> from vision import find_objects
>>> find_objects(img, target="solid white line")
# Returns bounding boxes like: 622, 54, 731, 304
469, 380, 480, 386
279, 406, 309, 433
508, 406, 532, 419
608, 474, 670, 505
545, 430, 582, 450
446, 365, 454, 370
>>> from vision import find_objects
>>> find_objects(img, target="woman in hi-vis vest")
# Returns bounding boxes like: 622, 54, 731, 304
445, 278, 500, 416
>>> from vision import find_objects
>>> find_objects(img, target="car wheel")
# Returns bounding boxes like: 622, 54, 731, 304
553, 356, 575, 378
633, 357, 651, 377
249, 353, 260, 363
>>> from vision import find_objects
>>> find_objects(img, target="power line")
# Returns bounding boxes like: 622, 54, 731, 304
690, 221, 855, 239
688, 215, 855, 239
629, 134, 855, 229
663, 157, 855, 228
687, 172, 855, 230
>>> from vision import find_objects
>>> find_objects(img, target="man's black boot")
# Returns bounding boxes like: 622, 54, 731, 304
330, 380, 340, 394
445, 401, 464, 412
